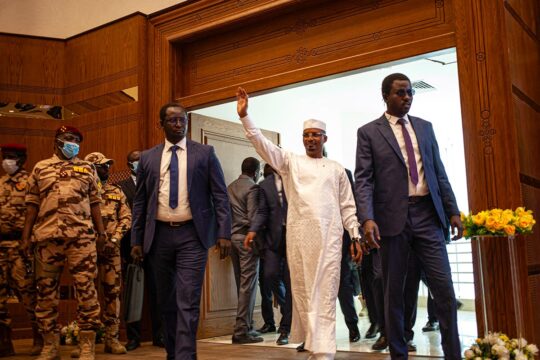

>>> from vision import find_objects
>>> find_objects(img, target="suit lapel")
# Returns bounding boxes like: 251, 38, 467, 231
375, 114, 406, 165
409, 116, 428, 160
186, 140, 196, 192
152, 143, 165, 186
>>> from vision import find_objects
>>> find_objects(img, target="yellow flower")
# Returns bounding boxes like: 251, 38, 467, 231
460, 212, 466, 222
504, 225, 516, 236
485, 216, 498, 232
473, 212, 486, 226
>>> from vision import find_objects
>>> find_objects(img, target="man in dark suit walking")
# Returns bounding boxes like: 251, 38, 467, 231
354, 73, 463, 360
130, 103, 231, 360
245, 165, 291, 346
118, 150, 163, 351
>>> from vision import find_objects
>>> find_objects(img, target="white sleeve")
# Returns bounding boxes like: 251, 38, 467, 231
240, 115, 289, 175
338, 168, 360, 239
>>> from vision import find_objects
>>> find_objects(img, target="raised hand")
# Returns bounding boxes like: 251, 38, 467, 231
236, 87, 249, 118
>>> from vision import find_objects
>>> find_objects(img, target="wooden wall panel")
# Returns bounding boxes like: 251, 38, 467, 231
505, 0, 539, 38
0, 35, 64, 105
505, 6, 540, 107
148, 0, 455, 144
64, 15, 146, 106
180, 0, 453, 101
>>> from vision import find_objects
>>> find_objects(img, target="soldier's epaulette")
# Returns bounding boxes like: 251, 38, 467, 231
73, 166, 91, 174
15, 182, 26, 191
106, 194, 121, 200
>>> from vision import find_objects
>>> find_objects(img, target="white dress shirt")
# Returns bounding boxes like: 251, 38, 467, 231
156, 138, 193, 222
385, 113, 429, 196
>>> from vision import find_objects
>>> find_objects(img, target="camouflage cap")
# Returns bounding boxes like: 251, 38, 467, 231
55, 125, 83, 141
84, 152, 114, 165
0, 143, 27, 155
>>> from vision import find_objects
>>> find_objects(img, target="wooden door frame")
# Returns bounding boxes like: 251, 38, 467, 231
146, 0, 532, 340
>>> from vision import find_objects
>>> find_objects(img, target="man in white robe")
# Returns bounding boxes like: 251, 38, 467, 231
236, 87, 364, 360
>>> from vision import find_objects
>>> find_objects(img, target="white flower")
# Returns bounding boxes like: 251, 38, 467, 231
60, 327, 68, 335
515, 350, 528, 360
487, 333, 501, 345
517, 338, 528, 348
474, 346, 483, 355
474, 357, 483, 360
492, 344, 509, 358
66, 337, 72, 345
525, 344, 539, 356
464, 349, 474, 359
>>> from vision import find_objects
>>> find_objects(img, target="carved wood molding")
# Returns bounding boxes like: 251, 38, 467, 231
0, 127, 56, 137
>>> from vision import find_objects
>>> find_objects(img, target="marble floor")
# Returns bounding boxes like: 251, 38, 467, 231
200, 305, 478, 358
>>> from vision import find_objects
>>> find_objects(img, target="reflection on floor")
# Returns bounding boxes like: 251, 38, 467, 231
200, 306, 477, 358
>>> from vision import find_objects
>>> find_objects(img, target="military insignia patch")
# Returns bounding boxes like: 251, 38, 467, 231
15, 182, 26, 191
73, 166, 90, 174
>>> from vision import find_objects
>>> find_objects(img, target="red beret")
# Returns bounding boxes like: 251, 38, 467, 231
0, 143, 27, 154
55, 125, 83, 141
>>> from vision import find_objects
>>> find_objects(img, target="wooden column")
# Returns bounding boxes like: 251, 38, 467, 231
453, 0, 537, 341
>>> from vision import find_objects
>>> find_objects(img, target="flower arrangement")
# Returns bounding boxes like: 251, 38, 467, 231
60, 321, 80, 345
464, 332, 538, 359
460, 207, 536, 238
60, 321, 106, 345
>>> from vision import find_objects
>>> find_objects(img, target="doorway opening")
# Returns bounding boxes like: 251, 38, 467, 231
196, 48, 476, 355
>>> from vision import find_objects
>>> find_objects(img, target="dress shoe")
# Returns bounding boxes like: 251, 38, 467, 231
365, 323, 380, 339
276, 332, 289, 345
371, 335, 388, 351
422, 320, 440, 332
232, 334, 264, 344
296, 342, 306, 352
125, 339, 140, 351
153, 334, 165, 347
248, 329, 262, 337
257, 323, 276, 333
349, 327, 360, 342
407, 340, 417, 352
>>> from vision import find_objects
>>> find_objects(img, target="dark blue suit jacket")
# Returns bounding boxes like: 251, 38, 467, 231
250, 173, 286, 253
354, 114, 459, 237
131, 140, 231, 254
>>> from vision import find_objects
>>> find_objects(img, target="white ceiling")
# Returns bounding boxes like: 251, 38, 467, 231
0, 0, 186, 38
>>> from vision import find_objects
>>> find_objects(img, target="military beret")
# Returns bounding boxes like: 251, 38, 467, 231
0, 143, 27, 154
55, 125, 83, 141
84, 152, 114, 165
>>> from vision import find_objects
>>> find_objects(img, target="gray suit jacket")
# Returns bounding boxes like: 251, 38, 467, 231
354, 114, 459, 237
131, 140, 231, 254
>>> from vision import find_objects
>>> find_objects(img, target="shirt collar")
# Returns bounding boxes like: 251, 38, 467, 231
164, 137, 187, 151
385, 112, 410, 126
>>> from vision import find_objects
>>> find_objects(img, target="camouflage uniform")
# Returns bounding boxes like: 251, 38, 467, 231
0, 169, 37, 327
25, 154, 101, 334
96, 182, 131, 335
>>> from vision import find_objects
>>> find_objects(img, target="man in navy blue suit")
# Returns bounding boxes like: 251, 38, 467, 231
354, 73, 463, 360
130, 103, 231, 360
245, 165, 292, 346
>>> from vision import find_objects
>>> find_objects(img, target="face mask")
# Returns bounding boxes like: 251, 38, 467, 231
59, 141, 80, 159
2, 159, 19, 175
129, 161, 139, 175
98, 173, 109, 182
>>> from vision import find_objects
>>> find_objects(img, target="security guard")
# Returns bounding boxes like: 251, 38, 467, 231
22, 126, 105, 360
0, 144, 41, 357
84, 152, 130, 355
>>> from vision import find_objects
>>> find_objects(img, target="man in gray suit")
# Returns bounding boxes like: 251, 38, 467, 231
131, 103, 231, 360
354, 73, 463, 360
228, 157, 262, 344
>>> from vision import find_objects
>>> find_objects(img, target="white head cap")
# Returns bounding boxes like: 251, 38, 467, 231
303, 119, 326, 132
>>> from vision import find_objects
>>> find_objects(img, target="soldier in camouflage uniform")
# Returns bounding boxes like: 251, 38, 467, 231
0, 144, 42, 357
84, 152, 131, 355
22, 126, 106, 360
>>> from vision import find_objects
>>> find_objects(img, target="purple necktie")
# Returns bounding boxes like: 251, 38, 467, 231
169, 145, 179, 209
397, 118, 419, 185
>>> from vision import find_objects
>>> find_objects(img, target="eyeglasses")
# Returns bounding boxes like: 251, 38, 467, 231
302, 132, 325, 139
164, 117, 188, 125
395, 89, 415, 97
